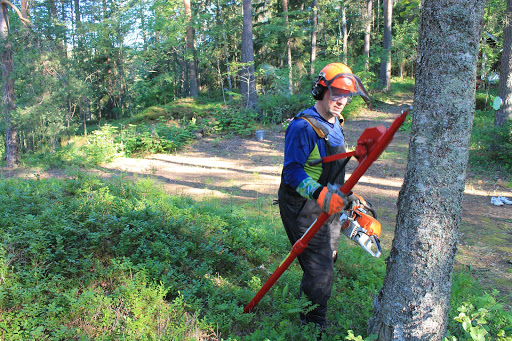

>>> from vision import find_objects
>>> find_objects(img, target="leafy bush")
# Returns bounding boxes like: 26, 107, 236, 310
117, 120, 196, 156
470, 110, 512, 172
211, 107, 259, 137
258, 92, 313, 124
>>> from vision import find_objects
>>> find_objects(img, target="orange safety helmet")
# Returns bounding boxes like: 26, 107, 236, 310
312, 62, 373, 109
317, 63, 356, 91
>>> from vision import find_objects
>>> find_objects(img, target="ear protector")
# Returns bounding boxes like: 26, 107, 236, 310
312, 72, 327, 100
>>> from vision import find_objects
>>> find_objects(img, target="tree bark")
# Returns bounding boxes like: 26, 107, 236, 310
184, 0, 198, 97
379, 0, 392, 91
310, 0, 318, 77
283, 0, 293, 94
74, 0, 81, 49
21, 0, 28, 17
368, 1, 487, 339
342, 6, 348, 65
1, 2, 19, 167
241, 0, 258, 112
217, 1, 232, 101
139, 2, 148, 51
364, 0, 372, 70
495, 0, 512, 127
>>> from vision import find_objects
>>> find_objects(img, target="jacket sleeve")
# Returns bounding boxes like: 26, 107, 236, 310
282, 119, 320, 192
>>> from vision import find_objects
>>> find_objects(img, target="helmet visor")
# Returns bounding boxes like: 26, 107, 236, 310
324, 73, 373, 109
328, 87, 353, 103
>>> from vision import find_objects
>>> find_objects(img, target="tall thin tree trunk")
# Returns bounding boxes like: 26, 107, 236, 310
74, 0, 81, 49
364, 0, 372, 70
21, 0, 28, 17
217, 1, 232, 101
61, 0, 68, 56
241, 0, 258, 112
284, 0, 293, 94
342, 6, 348, 65
369, 0, 487, 339
310, 0, 318, 77
495, 0, 512, 128
1, 3, 19, 167
139, 1, 147, 51
184, 0, 198, 97
379, 0, 392, 91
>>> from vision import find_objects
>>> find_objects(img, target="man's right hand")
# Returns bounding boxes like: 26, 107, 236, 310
316, 185, 364, 215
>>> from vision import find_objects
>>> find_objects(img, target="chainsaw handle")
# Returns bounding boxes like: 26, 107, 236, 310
364, 205, 377, 219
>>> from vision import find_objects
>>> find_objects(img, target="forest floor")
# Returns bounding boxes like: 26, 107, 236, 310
4, 100, 512, 305
102, 100, 512, 304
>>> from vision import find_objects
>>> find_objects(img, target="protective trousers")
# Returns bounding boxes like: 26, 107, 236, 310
278, 189, 342, 327
278, 139, 347, 327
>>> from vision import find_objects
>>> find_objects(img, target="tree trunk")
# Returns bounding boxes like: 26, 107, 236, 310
74, 0, 81, 49
379, 0, 392, 91
369, 1, 486, 339
217, 1, 232, 101
283, 0, 293, 94
21, 0, 28, 17
342, 6, 348, 65
495, 0, 512, 127
241, 0, 258, 112
310, 0, 318, 77
364, 0, 372, 70
61, 0, 68, 56
184, 0, 198, 97
1, 3, 19, 167
139, 2, 148, 51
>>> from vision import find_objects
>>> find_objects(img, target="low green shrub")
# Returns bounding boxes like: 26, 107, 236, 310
211, 107, 259, 137
258, 92, 313, 125
0, 174, 296, 339
446, 271, 512, 340
117, 120, 196, 156
470, 110, 512, 172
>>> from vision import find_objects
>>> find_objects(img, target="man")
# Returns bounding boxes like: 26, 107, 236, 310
278, 62, 372, 329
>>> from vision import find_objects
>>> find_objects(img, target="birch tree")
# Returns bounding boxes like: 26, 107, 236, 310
283, 0, 293, 94
364, 0, 372, 70
310, 0, 318, 76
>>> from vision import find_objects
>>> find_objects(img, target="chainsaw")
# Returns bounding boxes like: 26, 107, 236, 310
340, 205, 382, 258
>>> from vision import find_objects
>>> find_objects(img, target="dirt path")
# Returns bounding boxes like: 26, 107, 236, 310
100, 103, 512, 302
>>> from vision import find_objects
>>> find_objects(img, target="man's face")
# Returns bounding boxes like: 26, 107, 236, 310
317, 87, 351, 120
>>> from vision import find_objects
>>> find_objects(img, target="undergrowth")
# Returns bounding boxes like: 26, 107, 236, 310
0, 173, 510, 340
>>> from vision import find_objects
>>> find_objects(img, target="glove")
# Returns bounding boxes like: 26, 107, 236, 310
316, 184, 347, 215
316, 184, 365, 215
